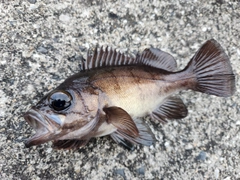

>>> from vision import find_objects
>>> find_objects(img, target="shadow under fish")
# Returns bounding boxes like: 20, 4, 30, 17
24, 39, 235, 150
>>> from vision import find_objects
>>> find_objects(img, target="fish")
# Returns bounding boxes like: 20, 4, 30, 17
24, 39, 235, 150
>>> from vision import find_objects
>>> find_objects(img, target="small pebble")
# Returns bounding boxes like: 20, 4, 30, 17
28, 0, 37, 4
196, 151, 207, 161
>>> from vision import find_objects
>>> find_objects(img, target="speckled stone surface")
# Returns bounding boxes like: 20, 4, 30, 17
1, 0, 240, 179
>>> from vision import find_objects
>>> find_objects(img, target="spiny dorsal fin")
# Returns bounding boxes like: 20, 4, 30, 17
80, 46, 177, 71
81, 46, 137, 71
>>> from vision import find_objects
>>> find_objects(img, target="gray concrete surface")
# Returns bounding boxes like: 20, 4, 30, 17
0, 0, 240, 179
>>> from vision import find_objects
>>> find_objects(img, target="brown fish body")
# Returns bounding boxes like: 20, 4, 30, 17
73, 66, 186, 118
24, 39, 235, 150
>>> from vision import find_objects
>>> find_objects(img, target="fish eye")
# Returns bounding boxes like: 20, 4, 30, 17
49, 91, 72, 111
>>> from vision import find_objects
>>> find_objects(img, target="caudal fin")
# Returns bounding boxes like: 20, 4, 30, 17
185, 39, 235, 97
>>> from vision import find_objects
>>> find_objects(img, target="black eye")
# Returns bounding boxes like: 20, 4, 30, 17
49, 91, 72, 111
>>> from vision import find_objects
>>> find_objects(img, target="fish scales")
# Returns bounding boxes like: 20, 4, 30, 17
89, 66, 182, 118
23, 39, 235, 150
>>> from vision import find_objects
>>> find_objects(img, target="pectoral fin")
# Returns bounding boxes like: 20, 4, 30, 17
151, 96, 188, 123
110, 118, 156, 149
103, 106, 139, 137
104, 106, 155, 149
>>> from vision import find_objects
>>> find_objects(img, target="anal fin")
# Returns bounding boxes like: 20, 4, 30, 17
151, 96, 188, 123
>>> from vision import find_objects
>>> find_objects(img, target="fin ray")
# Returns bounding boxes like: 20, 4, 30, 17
151, 96, 188, 123
53, 139, 89, 150
110, 118, 156, 148
185, 39, 235, 97
81, 46, 177, 71
103, 106, 139, 137
138, 48, 177, 71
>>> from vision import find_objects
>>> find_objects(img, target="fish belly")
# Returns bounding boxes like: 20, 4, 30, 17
104, 79, 175, 118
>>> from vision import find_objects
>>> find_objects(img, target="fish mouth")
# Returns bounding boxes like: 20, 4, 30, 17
24, 109, 58, 147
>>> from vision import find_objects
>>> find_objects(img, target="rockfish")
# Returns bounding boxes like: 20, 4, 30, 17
24, 39, 235, 150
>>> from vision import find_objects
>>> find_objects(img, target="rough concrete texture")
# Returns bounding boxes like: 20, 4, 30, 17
0, 0, 240, 179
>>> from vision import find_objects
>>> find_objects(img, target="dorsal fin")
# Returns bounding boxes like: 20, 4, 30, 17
138, 48, 177, 71
80, 46, 177, 71
81, 46, 137, 71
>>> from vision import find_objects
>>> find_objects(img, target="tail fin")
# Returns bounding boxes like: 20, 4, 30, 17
185, 39, 235, 97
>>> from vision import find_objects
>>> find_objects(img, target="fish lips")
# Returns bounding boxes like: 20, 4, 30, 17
24, 109, 60, 148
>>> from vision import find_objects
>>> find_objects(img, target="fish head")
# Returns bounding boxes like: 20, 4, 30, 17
24, 86, 99, 147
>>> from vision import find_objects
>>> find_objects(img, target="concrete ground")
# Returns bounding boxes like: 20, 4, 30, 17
0, 0, 240, 179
